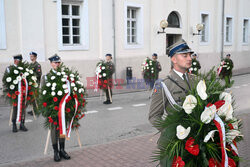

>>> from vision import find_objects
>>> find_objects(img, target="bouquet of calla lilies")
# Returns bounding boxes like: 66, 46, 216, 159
153, 68, 243, 167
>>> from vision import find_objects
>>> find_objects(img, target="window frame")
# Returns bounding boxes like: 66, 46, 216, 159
0, 0, 6, 50
224, 16, 233, 46
57, 0, 89, 51
199, 12, 210, 45
242, 18, 249, 44
124, 2, 144, 49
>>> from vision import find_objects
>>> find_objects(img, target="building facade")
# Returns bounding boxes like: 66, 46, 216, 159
0, 0, 250, 87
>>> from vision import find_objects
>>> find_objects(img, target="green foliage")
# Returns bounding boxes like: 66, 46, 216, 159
142, 57, 158, 80
96, 60, 112, 89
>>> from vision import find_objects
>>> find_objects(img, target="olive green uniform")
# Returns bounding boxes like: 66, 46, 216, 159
105, 61, 115, 101
149, 70, 195, 167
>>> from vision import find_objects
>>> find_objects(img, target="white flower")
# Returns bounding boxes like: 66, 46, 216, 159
29, 70, 33, 74
31, 76, 37, 81
34, 83, 38, 88
29, 82, 32, 85
78, 89, 82, 93
194, 67, 197, 71
51, 86, 56, 91
151, 71, 154, 73
16, 76, 22, 81
62, 84, 68, 89
70, 74, 74, 78
176, 125, 191, 140
26, 68, 29, 72
227, 67, 230, 70
145, 64, 148, 67
51, 76, 56, 80
227, 62, 229, 65
71, 83, 75, 87
13, 80, 18, 85
64, 89, 69, 93
81, 88, 85, 92
10, 85, 15, 90
6, 77, 12, 82
61, 71, 66, 75
24, 72, 29, 76
97, 69, 101, 73
182, 95, 197, 114
99, 75, 102, 78
197, 80, 208, 100
103, 73, 106, 77
63, 75, 67, 79
102, 66, 105, 70
57, 91, 63, 96
231, 117, 240, 130
52, 83, 56, 87
18, 67, 23, 70
61, 78, 66, 82
146, 67, 149, 69
204, 130, 218, 142
217, 102, 233, 121
190, 67, 193, 71
51, 91, 56, 96
70, 78, 74, 81
22, 74, 26, 79
219, 92, 232, 104
151, 68, 154, 70
14, 70, 19, 74
74, 87, 77, 91
200, 105, 216, 124
43, 90, 47, 95
193, 62, 197, 65
56, 72, 61, 76
226, 130, 242, 143
46, 83, 51, 87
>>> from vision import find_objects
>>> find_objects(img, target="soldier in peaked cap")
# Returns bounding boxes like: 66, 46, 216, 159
41, 54, 70, 162
3, 54, 29, 132
28, 52, 42, 116
148, 39, 196, 167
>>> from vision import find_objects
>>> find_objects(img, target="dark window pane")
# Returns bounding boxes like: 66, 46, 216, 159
62, 27, 69, 35
63, 36, 70, 44
73, 28, 80, 35
167, 12, 180, 28
72, 19, 80, 26
127, 21, 130, 28
132, 36, 136, 43
62, 18, 69, 26
132, 10, 136, 18
127, 36, 130, 43
127, 9, 130, 18
73, 36, 80, 44
72, 6, 80, 16
62, 5, 69, 15
132, 29, 136, 35
132, 21, 136, 28
127, 29, 130, 36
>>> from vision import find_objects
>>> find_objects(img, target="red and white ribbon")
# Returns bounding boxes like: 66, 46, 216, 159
66, 94, 79, 138
213, 114, 228, 167
217, 61, 225, 75
16, 78, 28, 122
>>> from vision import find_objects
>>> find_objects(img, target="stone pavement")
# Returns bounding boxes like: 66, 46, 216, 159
2, 113, 250, 167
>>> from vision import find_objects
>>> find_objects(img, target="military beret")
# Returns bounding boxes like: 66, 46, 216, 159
48, 54, 61, 62
152, 53, 158, 57
29, 52, 37, 57
166, 39, 194, 57
105, 53, 112, 57
13, 54, 23, 61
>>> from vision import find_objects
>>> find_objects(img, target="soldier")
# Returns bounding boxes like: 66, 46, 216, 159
41, 54, 70, 162
28, 52, 42, 115
151, 53, 162, 88
148, 40, 196, 167
3, 55, 28, 132
103, 53, 115, 104
189, 53, 201, 75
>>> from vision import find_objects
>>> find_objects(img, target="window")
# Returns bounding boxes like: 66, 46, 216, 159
243, 19, 249, 43
200, 13, 209, 43
225, 17, 233, 43
124, 2, 143, 49
0, 0, 6, 50
127, 8, 137, 44
57, 0, 89, 50
167, 12, 180, 28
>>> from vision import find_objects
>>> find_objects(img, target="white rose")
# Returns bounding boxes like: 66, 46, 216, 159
217, 102, 233, 121
204, 130, 218, 142
6, 77, 12, 82
10, 85, 15, 90
51, 76, 56, 80
70, 78, 74, 81
51, 86, 56, 91
62, 84, 68, 89
29, 82, 32, 85
64, 89, 69, 93
70, 74, 74, 78
43, 90, 47, 95
34, 83, 38, 88
71, 83, 75, 87
78, 89, 82, 93
46, 83, 51, 87
102, 66, 105, 70
16, 76, 22, 81
26, 68, 29, 72
182, 95, 197, 114
14, 70, 19, 74
51, 91, 56, 96
200, 105, 216, 124
99, 75, 102, 78
190, 67, 193, 71
61, 71, 66, 75
31, 76, 37, 81
24, 72, 29, 76
103, 73, 106, 77
63, 75, 67, 79
176, 125, 191, 140
29, 70, 33, 74
219, 92, 232, 104
22, 74, 26, 79
74, 87, 77, 91
13, 80, 18, 85
193, 62, 197, 65
227, 62, 229, 65
57, 91, 63, 96
194, 67, 197, 71
151, 71, 154, 73
197, 80, 208, 100
61, 78, 66, 82
18, 67, 23, 70
57, 72, 61, 76
52, 83, 56, 87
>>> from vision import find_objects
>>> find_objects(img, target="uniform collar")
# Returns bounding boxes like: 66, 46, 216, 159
173, 69, 187, 80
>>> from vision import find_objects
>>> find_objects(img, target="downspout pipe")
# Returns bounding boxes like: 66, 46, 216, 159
112, 0, 117, 81
221, 0, 225, 60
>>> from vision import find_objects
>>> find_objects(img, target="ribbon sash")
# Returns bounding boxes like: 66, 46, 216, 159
16, 78, 28, 122
66, 95, 79, 138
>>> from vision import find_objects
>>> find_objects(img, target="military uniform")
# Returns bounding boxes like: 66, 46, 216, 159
148, 40, 195, 167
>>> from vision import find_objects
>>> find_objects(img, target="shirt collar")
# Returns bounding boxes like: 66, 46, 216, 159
173, 69, 187, 80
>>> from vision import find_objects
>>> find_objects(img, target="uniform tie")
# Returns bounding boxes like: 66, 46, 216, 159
183, 73, 191, 90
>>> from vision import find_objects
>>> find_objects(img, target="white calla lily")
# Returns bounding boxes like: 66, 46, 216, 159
217, 102, 233, 121
182, 95, 197, 114
176, 125, 191, 140
197, 80, 208, 100
204, 130, 218, 142
219, 92, 232, 104
200, 105, 217, 124
226, 130, 242, 143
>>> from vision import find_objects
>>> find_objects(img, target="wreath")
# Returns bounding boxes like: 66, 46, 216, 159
141, 57, 157, 80
189, 59, 201, 75
2, 61, 38, 107
38, 64, 86, 138
95, 60, 111, 89
153, 68, 242, 167
218, 59, 234, 77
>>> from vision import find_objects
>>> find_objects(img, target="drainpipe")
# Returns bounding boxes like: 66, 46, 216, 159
221, 0, 225, 60
112, 0, 117, 81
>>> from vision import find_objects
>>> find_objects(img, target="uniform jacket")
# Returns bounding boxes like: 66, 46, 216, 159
29, 61, 42, 84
